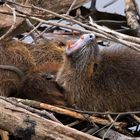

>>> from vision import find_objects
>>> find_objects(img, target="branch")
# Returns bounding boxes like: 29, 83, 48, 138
0, 97, 100, 140
0, 4, 16, 41
124, 0, 140, 37
14, 98, 126, 128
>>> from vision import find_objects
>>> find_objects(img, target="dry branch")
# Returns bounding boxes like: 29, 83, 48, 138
0, 0, 89, 39
0, 97, 100, 140
14, 98, 126, 128
5, 2, 140, 52
0, 97, 139, 140
1, 1, 140, 52
103, 129, 140, 140
125, 0, 140, 37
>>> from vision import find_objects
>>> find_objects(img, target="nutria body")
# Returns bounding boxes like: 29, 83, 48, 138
56, 34, 140, 112
27, 40, 64, 65
14, 39, 65, 105
17, 62, 66, 106
0, 39, 35, 96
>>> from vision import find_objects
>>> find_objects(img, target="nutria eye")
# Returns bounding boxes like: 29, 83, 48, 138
89, 35, 93, 39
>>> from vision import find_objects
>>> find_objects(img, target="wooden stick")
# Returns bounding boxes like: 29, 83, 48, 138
15, 98, 126, 128
124, 0, 140, 37
0, 98, 101, 140
0, 4, 16, 41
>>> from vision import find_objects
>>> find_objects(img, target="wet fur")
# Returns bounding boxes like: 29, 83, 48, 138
56, 43, 140, 112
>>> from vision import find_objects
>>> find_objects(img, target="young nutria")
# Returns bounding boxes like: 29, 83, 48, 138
26, 40, 64, 65
0, 39, 36, 96
0, 39, 65, 105
17, 62, 66, 106
56, 34, 140, 112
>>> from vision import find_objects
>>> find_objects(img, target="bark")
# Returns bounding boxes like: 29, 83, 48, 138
15, 98, 126, 128
0, 98, 100, 140
105, 129, 140, 140
124, 0, 140, 37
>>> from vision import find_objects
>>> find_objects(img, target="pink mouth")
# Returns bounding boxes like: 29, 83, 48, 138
66, 35, 86, 55
65, 34, 96, 56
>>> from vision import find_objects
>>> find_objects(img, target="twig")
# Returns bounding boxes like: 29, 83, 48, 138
94, 19, 127, 24
14, 98, 126, 128
133, 0, 140, 18
20, 22, 42, 41
89, 16, 140, 50
92, 125, 109, 136
31, 16, 140, 52
103, 0, 118, 8
0, 96, 61, 124
25, 19, 41, 37
66, 0, 78, 15
102, 114, 120, 140
131, 114, 140, 123
1, 2, 140, 52
31, 5, 140, 51
66, 120, 82, 127
7, 0, 140, 44
90, 0, 96, 10
60, 106, 140, 116
35, 0, 78, 40
0, 4, 16, 40
124, 0, 140, 37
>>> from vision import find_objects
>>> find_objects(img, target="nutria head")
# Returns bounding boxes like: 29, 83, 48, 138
63, 34, 100, 74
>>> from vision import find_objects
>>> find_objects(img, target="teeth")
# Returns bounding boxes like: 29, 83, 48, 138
67, 41, 73, 49
80, 35, 84, 40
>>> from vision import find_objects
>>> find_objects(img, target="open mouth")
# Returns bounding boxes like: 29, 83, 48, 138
65, 34, 96, 56
65, 35, 87, 55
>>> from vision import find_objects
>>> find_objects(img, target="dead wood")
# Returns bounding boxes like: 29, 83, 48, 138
14, 98, 126, 128
0, 129, 9, 140
104, 129, 140, 140
124, 0, 140, 37
0, 97, 100, 140
0, 5, 25, 38
0, 0, 89, 39
0, 97, 139, 140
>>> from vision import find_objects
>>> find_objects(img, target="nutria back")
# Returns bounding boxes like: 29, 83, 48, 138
56, 34, 140, 112
27, 41, 64, 65
0, 40, 36, 96
17, 62, 66, 106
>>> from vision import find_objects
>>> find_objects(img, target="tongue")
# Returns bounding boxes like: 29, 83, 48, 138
65, 35, 86, 55
66, 41, 73, 49
66, 37, 84, 50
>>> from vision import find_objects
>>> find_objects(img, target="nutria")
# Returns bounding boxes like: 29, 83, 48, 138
17, 62, 66, 106
26, 40, 64, 65
56, 34, 140, 112
0, 39, 35, 96
0, 39, 65, 105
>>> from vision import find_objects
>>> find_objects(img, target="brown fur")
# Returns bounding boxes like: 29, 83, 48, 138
26, 40, 64, 65
0, 39, 36, 96
17, 62, 66, 106
56, 39, 140, 112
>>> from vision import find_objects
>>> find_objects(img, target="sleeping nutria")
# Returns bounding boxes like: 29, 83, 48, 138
17, 62, 66, 106
0, 39, 35, 96
26, 40, 64, 65
56, 33, 140, 112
